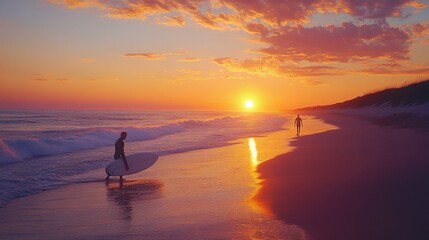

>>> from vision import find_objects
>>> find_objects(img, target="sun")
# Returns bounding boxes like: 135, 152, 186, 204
245, 100, 254, 109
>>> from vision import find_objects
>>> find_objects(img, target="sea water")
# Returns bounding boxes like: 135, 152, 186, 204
0, 110, 289, 207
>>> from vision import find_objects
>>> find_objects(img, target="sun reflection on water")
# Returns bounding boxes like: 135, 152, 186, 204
248, 138, 258, 169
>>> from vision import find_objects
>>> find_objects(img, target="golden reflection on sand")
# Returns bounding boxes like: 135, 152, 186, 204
247, 137, 272, 216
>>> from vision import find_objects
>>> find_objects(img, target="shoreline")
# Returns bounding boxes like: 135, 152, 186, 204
255, 112, 429, 240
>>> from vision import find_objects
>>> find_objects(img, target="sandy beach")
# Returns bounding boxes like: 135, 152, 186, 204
256, 112, 429, 240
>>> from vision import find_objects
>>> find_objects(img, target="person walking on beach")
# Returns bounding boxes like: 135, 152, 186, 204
106, 131, 130, 180
294, 115, 303, 135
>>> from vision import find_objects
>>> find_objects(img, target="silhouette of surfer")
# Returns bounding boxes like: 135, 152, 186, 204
106, 131, 130, 180
294, 115, 303, 135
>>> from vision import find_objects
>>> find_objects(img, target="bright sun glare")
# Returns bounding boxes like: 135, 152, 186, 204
245, 100, 254, 109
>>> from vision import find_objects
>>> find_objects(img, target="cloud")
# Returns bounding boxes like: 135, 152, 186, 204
33, 77, 71, 82
49, 0, 426, 29
213, 57, 346, 77
124, 50, 189, 60
124, 53, 165, 60
48, 0, 97, 9
157, 15, 186, 27
259, 22, 411, 63
339, 0, 427, 20
405, 22, 429, 37
180, 57, 201, 62
358, 63, 429, 75
51, 0, 428, 76
50, 0, 427, 39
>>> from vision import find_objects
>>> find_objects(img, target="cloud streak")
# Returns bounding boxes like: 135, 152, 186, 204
213, 57, 346, 77
180, 57, 201, 62
157, 15, 186, 27
34, 78, 48, 82
124, 50, 191, 60
124, 53, 165, 60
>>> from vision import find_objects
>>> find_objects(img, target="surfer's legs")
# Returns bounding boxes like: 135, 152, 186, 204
120, 176, 123, 181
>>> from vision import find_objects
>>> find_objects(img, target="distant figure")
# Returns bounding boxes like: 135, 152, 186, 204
294, 115, 303, 135
106, 131, 130, 180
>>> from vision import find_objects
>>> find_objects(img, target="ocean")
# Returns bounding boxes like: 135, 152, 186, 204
0, 110, 289, 208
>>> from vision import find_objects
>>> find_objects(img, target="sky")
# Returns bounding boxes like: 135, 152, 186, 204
0, 0, 428, 111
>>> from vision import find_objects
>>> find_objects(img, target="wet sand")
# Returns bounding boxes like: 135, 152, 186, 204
256, 112, 429, 240
0, 116, 335, 240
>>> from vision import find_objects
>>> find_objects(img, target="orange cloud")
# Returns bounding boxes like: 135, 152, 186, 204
258, 23, 412, 63
124, 50, 190, 60
50, 0, 426, 27
405, 23, 429, 37
157, 15, 186, 27
213, 57, 346, 77
49, 0, 98, 9
51, 0, 428, 76
180, 57, 201, 62
124, 53, 165, 60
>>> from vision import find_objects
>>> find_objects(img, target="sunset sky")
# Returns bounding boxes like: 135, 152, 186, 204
1, 0, 428, 111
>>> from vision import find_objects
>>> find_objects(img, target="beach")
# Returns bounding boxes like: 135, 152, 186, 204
256, 111, 429, 240
1, 110, 428, 239
0, 112, 336, 240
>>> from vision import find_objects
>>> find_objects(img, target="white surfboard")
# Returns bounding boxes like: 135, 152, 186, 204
105, 152, 158, 176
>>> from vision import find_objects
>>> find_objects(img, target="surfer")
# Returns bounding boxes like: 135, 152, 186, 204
294, 114, 303, 135
106, 132, 130, 180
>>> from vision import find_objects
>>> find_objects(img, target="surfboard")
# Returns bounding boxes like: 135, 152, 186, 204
105, 152, 158, 176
